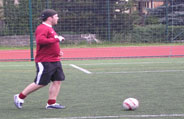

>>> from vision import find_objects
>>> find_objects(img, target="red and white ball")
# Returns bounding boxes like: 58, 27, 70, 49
122, 98, 139, 110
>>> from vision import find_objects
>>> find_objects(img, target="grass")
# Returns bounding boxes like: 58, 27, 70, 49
0, 58, 184, 119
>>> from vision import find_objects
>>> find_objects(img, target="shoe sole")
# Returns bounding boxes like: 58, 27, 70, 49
46, 106, 66, 109
46, 107, 66, 109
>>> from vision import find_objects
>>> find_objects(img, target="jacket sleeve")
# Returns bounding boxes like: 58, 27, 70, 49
36, 29, 59, 45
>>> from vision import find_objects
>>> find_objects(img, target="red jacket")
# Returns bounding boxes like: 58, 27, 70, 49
35, 23, 60, 62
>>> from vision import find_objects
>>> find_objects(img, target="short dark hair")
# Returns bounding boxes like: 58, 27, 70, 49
41, 9, 57, 21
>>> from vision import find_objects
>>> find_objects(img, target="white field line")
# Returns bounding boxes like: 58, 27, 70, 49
1, 62, 184, 74
75, 61, 184, 66
1, 61, 184, 67
40, 114, 184, 119
0, 65, 34, 67
70, 64, 92, 74
94, 70, 184, 74
0, 64, 68, 67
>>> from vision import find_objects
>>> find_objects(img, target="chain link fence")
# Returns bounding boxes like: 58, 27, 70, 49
0, 0, 184, 60
1, 0, 184, 44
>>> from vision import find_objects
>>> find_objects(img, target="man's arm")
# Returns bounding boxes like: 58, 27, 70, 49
36, 30, 59, 45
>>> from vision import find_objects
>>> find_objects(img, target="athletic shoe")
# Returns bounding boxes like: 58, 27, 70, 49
14, 94, 24, 109
45, 103, 66, 109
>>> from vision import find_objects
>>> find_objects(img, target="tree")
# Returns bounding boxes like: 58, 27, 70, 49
2, 0, 46, 35
52, 0, 138, 40
167, 0, 184, 5
112, 0, 138, 33
2, 0, 139, 42
147, 0, 184, 25
51, 0, 116, 40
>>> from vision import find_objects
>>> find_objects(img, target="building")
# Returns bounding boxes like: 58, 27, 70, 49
115, 0, 164, 14
136, 0, 164, 14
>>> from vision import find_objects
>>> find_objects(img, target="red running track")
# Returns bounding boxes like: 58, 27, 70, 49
0, 46, 184, 61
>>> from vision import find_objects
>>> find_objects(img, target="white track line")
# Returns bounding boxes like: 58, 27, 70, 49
95, 70, 184, 74
41, 114, 184, 119
70, 64, 92, 74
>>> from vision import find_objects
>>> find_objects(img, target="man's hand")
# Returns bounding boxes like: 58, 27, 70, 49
60, 51, 64, 57
55, 35, 65, 42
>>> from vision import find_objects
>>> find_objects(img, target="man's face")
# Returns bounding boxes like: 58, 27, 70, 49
51, 14, 59, 25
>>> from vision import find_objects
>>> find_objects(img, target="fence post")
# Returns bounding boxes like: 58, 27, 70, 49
46, 0, 50, 9
107, 0, 111, 42
165, 0, 169, 42
28, 0, 34, 61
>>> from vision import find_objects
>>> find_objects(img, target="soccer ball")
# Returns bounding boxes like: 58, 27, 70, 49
122, 98, 139, 110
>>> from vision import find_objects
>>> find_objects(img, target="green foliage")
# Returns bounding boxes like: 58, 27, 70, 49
3, 0, 24, 35
112, 32, 132, 43
168, 0, 184, 4
112, 32, 124, 42
1, 0, 140, 41
52, 0, 116, 40
132, 24, 166, 43
0, 5, 3, 20
168, 26, 184, 41
145, 16, 160, 25
111, 0, 139, 40
131, 25, 184, 43
2, 0, 184, 44
148, 0, 184, 26
31, 0, 48, 31
2, 0, 46, 35
112, 13, 134, 33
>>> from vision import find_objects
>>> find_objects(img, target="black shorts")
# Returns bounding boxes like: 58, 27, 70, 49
34, 61, 65, 85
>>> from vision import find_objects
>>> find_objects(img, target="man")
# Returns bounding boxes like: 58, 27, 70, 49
14, 9, 66, 109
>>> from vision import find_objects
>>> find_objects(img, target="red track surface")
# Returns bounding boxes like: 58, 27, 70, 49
0, 46, 184, 61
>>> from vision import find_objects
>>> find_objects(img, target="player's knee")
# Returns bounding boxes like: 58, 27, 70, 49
52, 81, 61, 86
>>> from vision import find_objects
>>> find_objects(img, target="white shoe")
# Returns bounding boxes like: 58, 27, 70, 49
46, 103, 66, 109
14, 94, 24, 109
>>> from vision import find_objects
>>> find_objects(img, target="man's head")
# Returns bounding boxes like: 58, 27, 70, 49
41, 9, 59, 25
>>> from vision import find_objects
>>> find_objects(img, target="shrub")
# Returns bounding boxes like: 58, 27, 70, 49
132, 24, 166, 43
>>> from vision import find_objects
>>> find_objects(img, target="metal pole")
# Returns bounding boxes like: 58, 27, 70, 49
107, 0, 111, 42
46, 0, 50, 9
165, 0, 169, 42
29, 0, 34, 61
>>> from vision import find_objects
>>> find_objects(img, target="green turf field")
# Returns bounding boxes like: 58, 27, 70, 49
0, 58, 184, 119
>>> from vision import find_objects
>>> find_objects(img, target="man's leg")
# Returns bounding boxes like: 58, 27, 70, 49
22, 82, 45, 96
46, 62, 65, 109
48, 81, 61, 100
46, 81, 65, 109
14, 82, 44, 109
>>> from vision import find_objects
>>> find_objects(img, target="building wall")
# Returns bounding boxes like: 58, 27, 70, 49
153, 2, 164, 8
139, 1, 164, 14
0, 35, 31, 46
